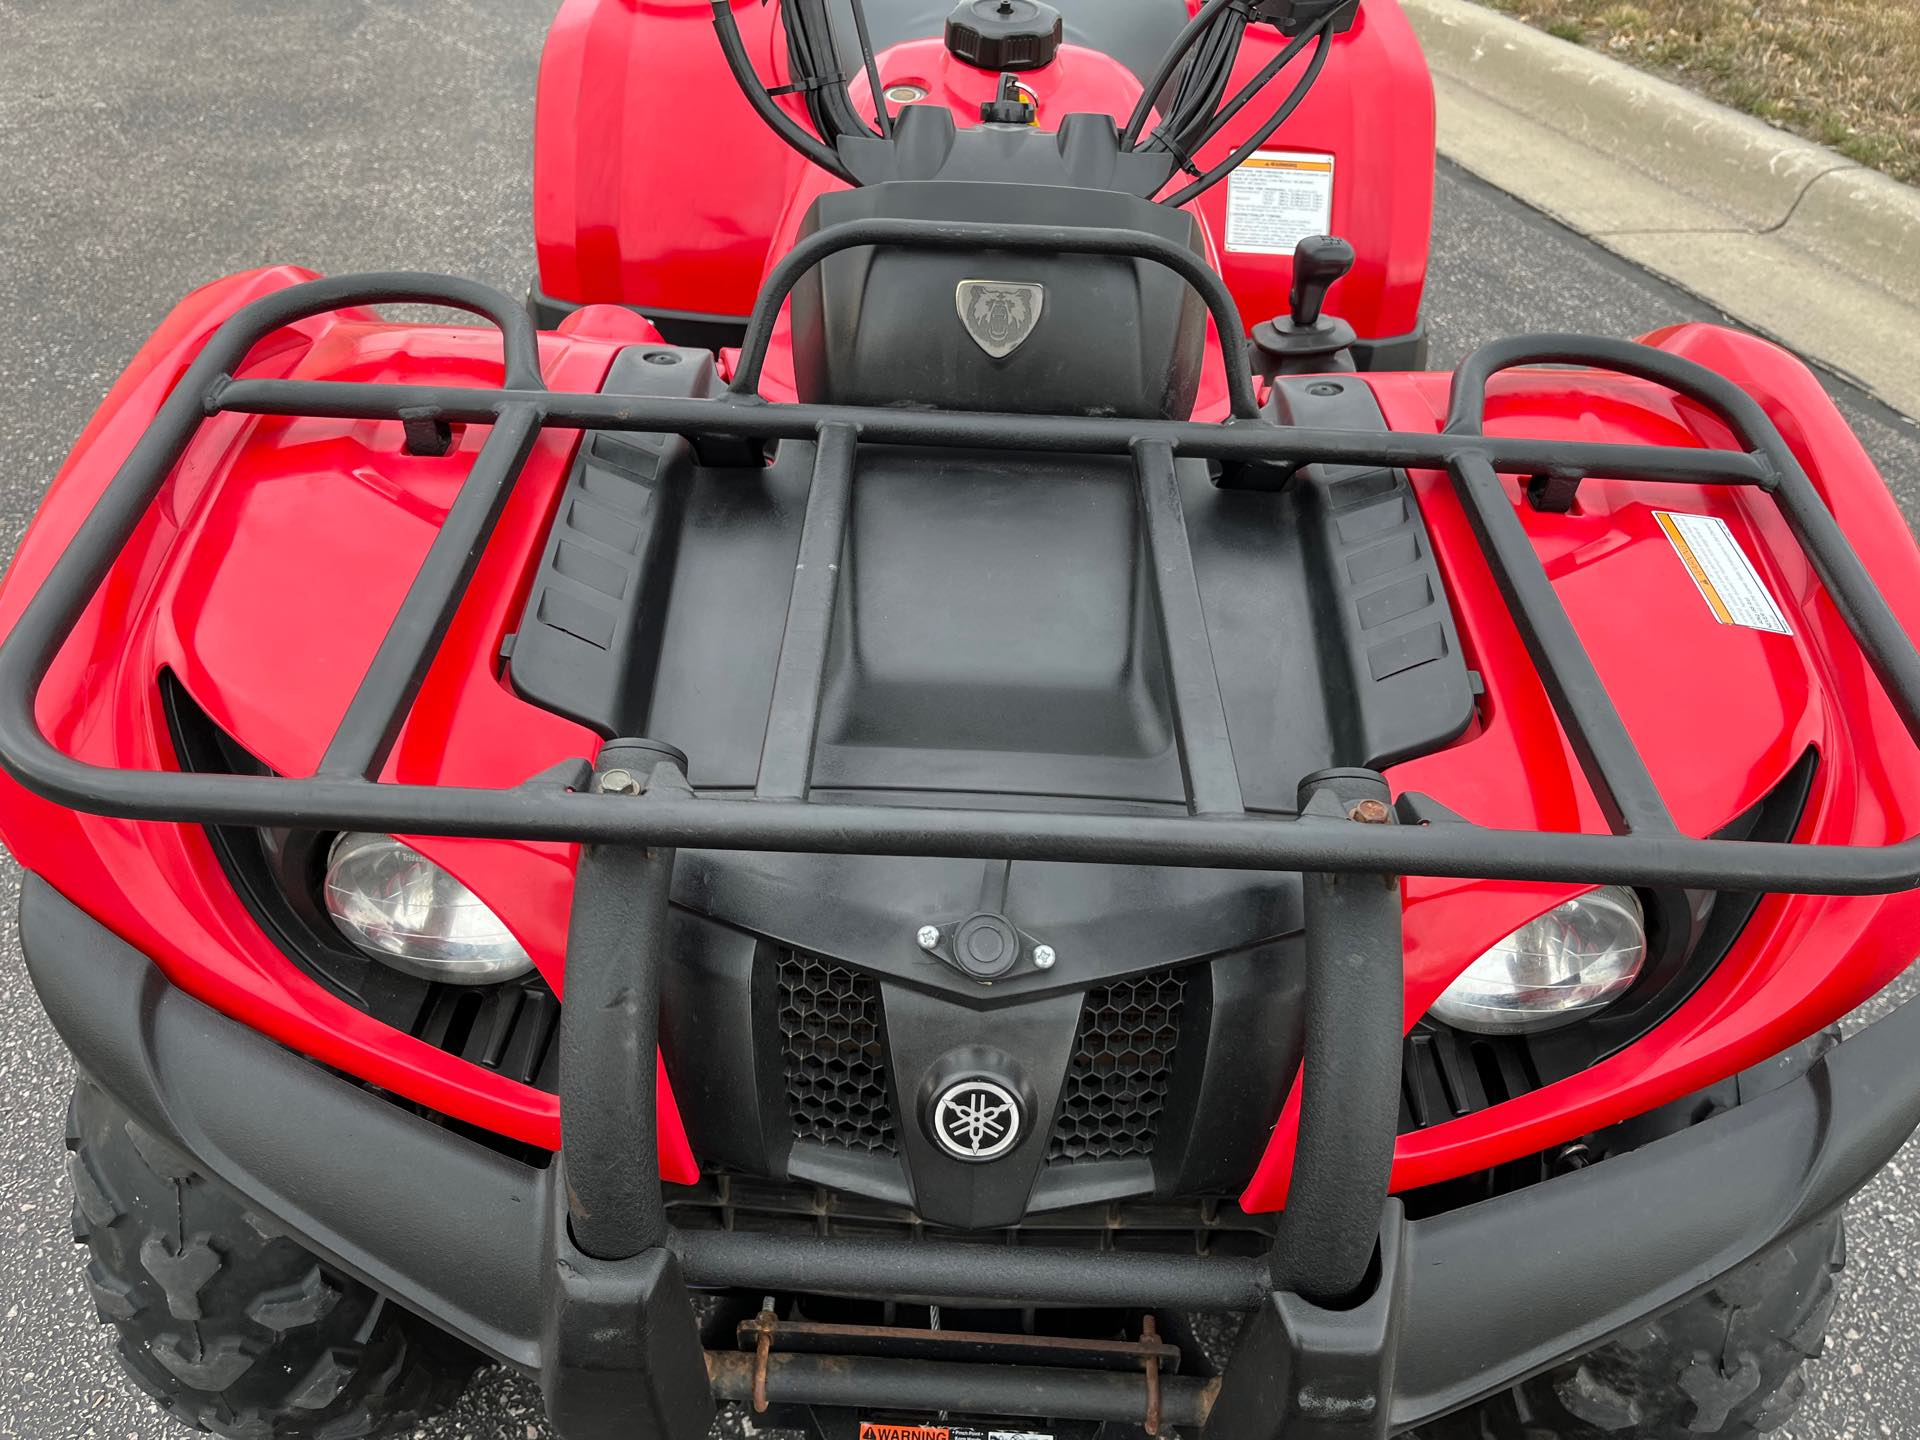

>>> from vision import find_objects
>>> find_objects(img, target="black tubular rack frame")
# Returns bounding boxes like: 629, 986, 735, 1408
6, 233, 1920, 1317
6, 248, 1920, 893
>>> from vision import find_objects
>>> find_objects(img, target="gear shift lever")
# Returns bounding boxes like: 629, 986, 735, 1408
1289, 234, 1354, 329
1250, 234, 1359, 379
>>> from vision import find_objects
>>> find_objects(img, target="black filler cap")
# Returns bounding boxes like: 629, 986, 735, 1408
945, 0, 1064, 71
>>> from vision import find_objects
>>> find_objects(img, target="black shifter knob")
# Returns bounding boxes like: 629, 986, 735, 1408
1289, 234, 1355, 328
1249, 233, 1359, 383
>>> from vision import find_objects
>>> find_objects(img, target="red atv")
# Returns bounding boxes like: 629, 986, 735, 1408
5, 2, 1920, 1439
528, 0, 1433, 371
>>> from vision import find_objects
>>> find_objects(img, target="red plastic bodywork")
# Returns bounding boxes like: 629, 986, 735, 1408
0, 269, 692, 1175
535, 0, 802, 326
1182, 0, 1433, 344
3, 259, 1918, 1204
534, 0, 1433, 349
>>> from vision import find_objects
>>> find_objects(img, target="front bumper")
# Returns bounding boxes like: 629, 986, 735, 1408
24, 872, 1920, 1439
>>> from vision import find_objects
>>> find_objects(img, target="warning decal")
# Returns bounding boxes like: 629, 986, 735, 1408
1654, 511, 1792, 636
858, 1425, 1052, 1440
1224, 151, 1336, 255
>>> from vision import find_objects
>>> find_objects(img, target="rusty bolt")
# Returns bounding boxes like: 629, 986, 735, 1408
1348, 798, 1393, 824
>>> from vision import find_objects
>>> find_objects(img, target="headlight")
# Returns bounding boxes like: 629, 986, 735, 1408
322, 832, 533, 984
1429, 886, 1646, 1035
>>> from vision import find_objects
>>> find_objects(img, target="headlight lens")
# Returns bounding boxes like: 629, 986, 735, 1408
322, 832, 533, 984
1429, 886, 1647, 1035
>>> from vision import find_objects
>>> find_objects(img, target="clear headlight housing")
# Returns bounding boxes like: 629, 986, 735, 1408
322, 832, 533, 984
1429, 886, 1647, 1035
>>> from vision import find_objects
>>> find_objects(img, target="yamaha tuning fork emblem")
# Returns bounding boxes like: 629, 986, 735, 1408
930, 1078, 1023, 1161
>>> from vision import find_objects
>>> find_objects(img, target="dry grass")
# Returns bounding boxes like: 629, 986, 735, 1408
1480, 0, 1920, 184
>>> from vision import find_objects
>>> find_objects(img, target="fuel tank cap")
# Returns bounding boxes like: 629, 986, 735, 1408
944, 0, 1063, 72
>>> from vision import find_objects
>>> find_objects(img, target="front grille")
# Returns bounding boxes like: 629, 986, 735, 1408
778, 953, 898, 1155
1048, 968, 1187, 1163
669, 1173, 1273, 1256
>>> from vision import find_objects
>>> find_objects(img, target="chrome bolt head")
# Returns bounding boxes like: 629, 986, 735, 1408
917, 925, 941, 950
1032, 944, 1057, 969
598, 768, 641, 796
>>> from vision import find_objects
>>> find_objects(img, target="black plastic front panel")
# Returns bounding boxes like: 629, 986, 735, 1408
26, 871, 1920, 1430
509, 355, 1473, 807
660, 931, 1306, 1228
519, 351, 1471, 1229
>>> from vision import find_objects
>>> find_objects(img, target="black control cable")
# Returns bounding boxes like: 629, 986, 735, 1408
783, 0, 881, 146
709, 0, 858, 182
845, 0, 895, 138
1119, 0, 1243, 151
1172, 14, 1327, 161
1146, 2, 1251, 161
1158, 13, 1337, 208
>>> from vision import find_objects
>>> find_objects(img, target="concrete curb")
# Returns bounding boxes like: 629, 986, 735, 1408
1400, 0, 1920, 414
1404, 0, 1832, 230
1790, 167, 1920, 310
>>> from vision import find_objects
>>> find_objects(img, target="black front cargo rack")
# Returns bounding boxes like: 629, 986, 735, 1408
7, 245, 1919, 893
4, 229, 1920, 1432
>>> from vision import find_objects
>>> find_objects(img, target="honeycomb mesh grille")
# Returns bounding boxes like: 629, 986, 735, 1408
777, 953, 898, 1155
1048, 968, 1188, 1163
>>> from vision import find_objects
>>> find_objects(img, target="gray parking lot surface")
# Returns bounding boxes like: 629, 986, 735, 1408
0, 2, 1916, 1436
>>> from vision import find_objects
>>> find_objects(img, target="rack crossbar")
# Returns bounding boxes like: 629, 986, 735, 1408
318, 404, 543, 779
210, 377, 1776, 483
756, 423, 858, 801
1133, 439, 1244, 816
1447, 451, 1675, 836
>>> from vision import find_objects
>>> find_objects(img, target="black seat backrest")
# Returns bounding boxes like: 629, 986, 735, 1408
790, 173, 1211, 420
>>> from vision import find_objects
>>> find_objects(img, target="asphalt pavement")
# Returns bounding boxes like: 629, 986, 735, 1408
1, 2, 1917, 1436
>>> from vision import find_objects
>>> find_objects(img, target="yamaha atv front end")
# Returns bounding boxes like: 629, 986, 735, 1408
8, 1, 1920, 1438
10, 254, 1920, 1438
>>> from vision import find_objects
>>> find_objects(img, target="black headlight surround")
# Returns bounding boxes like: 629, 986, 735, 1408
159, 671, 562, 1099
1402, 747, 1819, 1134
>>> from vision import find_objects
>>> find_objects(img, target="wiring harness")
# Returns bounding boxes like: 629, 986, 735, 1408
710, 0, 1361, 204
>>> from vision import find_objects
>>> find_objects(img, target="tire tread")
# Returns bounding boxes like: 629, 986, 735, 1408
1415, 1210, 1843, 1440
65, 1080, 477, 1440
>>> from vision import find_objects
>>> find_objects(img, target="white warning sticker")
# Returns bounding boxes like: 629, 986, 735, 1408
1654, 511, 1792, 635
1224, 150, 1336, 255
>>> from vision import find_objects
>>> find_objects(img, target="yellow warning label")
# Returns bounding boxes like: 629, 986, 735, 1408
1225, 150, 1336, 255
1655, 511, 1792, 635
1240, 154, 1334, 171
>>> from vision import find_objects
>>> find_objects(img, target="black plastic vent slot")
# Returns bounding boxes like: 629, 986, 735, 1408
777, 953, 898, 1156
1048, 968, 1188, 1164
411, 983, 562, 1092
1400, 1026, 1540, 1130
